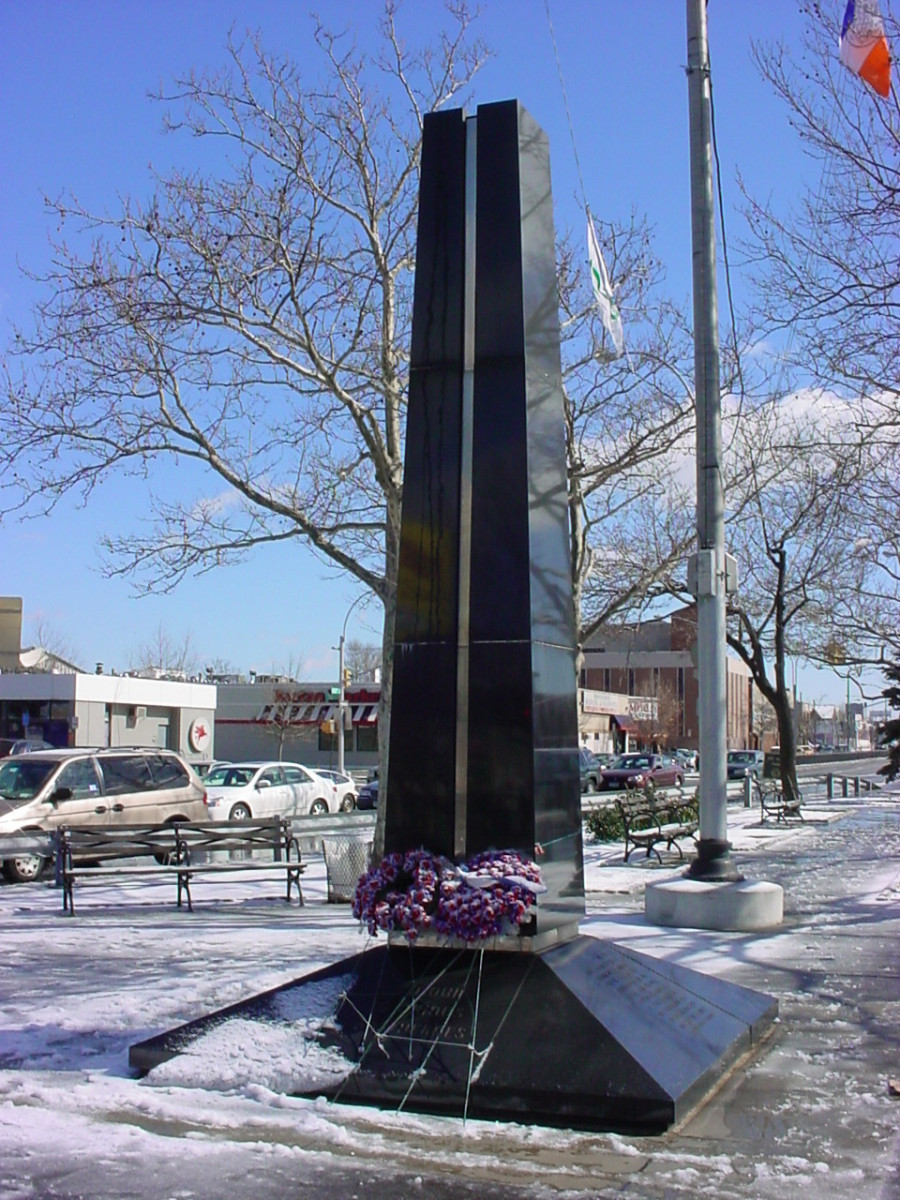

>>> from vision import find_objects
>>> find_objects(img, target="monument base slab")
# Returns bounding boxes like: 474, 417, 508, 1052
645, 877, 784, 931
129, 933, 777, 1134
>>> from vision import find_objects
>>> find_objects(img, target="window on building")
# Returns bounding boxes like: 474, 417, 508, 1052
356, 724, 378, 753
628, 669, 635, 696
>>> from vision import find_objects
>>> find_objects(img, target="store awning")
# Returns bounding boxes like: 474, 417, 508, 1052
612, 714, 641, 734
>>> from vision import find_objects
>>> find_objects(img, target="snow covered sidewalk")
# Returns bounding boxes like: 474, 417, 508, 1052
1, 798, 899, 1199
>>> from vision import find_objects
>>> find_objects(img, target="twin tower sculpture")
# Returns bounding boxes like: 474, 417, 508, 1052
385, 99, 584, 937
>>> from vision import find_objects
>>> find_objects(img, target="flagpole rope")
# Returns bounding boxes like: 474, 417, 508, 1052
706, 35, 748, 447
544, 0, 590, 215
545, 0, 632, 367
710, 58, 748, 429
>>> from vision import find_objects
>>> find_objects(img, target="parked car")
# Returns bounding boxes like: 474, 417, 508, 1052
202, 761, 338, 821
0, 738, 56, 758
194, 760, 230, 779
356, 777, 379, 810
598, 753, 685, 791
726, 749, 765, 780
0, 747, 207, 882
308, 767, 357, 812
674, 748, 698, 771
579, 747, 602, 794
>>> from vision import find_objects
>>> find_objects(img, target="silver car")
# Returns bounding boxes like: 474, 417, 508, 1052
0, 748, 208, 882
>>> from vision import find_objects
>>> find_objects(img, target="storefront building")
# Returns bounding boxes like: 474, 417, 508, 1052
214, 679, 380, 772
0, 672, 216, 771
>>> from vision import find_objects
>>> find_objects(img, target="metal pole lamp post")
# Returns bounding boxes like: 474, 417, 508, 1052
684, 0, 736, 884
337, 595, 366, 775
644, 0, 783, 929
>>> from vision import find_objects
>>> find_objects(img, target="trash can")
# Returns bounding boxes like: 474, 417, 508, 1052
763, 749, 781, 780
322, 836, 373, 903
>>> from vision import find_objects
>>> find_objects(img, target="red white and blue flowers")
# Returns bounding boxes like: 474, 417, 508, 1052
352, 848, 545, 943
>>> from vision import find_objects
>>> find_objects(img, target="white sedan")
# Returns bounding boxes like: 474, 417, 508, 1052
203, 761, 338, 820
308, 768, 357, 811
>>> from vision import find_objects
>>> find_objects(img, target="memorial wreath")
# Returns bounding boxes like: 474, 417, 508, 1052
352, 847, 545, 942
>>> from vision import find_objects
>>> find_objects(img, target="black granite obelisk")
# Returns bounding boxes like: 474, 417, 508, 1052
385, 100, 583, 937
129, 101, 776, 1133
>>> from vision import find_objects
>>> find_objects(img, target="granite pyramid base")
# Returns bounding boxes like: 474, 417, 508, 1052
129, 933, 777, 1134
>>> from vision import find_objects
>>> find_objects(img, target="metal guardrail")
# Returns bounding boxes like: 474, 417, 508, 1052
286, 810, 376, 841
823, 772, 885, 798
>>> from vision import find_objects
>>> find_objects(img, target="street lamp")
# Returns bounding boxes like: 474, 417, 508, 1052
337, 595, 367, 774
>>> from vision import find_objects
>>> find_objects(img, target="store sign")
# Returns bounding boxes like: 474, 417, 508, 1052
188, 717, 212, 754
627, 697, 657, 722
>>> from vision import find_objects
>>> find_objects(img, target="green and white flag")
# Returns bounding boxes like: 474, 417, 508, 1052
587, 216, 624, 357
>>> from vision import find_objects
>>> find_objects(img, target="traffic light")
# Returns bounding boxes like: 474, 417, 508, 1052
343, 667, 352, 689
320, 719, 336, 736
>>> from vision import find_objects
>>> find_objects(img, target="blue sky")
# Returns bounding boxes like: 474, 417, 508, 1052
0, 1, 861, 705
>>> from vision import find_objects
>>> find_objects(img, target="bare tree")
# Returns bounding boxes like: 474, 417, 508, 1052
742, 6, 900, 656
255, 656, 307, 761
746, 5, 900, 409
25, 617, 83, 669
720, 392, 876, 801
557, 217, 697, 660
344, 639, 381, 682
1, 4, 489, 779
631, 678, 681, 752
129, 625, 198, 679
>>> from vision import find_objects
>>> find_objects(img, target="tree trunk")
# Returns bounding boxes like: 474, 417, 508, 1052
771, 682, 800, 803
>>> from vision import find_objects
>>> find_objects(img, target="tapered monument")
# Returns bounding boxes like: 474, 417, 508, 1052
385, 100, 583, 937
130, 100, 776, 1133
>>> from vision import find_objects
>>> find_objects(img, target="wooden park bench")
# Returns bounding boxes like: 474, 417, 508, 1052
56, 817, 305, 915
758, 780, 804, 825
613, 789, 699, 864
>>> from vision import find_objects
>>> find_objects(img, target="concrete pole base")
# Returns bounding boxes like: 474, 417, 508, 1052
645, 876, 784, 932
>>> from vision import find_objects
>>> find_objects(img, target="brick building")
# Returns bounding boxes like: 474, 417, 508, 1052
582, 605, 754, 753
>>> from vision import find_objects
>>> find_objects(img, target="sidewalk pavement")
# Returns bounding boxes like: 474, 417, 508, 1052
0, 791, 898, 1199
573, 791, 900, 1199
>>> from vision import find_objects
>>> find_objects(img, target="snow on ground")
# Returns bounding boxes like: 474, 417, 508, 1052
1, 795, 898, 1199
